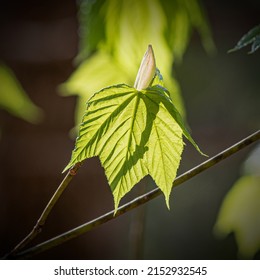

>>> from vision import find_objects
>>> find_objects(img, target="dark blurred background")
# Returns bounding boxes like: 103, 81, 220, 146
0, 0, 259, 259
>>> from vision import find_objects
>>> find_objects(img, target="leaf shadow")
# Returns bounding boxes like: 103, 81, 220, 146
110, 92, 160, 191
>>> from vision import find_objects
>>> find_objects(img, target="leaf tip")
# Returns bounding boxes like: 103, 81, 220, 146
62, 165, 69, 174
112, 191, 121, 216
227, 47, 237, 54
113, 207, 118, 217
62, 161, 74, 174
163, 192, 171, 211
188, 139, 208, 157
200, 150, 209, 157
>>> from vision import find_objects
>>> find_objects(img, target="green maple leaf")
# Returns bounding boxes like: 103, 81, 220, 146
64, 80, 203, 212
60, 0, 216, 128
64, 45, 204, 213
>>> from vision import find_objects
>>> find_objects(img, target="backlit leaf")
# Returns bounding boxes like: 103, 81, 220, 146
64, 82, 203, 212
61, 0, 215, 128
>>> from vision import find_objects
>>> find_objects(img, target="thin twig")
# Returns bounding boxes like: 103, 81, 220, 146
11, 129, 260, 259
5, 162, 82, 258
129, 177, 148, 259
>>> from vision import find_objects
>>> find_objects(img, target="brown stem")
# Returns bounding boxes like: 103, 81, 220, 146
10, 130, 260, 259
5, 162, 82, 258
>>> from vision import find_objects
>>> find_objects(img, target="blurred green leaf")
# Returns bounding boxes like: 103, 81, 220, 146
61, 0, 215, 128
243, 144, 260, 175
60, 51, 129, 125
161, 0, 215, 60
229, 25, 260, 54
0, 63, 43, 123
76, 0, 106, 62
214, 175, 260, 258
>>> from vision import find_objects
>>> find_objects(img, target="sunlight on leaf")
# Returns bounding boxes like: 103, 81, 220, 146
0, 63, 43, 123
64, 80, 203, 212
60, 51, 129, 124
61, 0, 215, 128
214, 175, 260, 258
64, 45, 204, 213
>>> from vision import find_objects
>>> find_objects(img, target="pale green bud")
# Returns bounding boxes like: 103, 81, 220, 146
134, 45, 156, 90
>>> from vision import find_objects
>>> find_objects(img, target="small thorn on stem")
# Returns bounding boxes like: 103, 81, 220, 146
69, 162, 82, 176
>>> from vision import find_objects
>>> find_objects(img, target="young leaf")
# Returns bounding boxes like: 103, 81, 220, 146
64, 81, 203, 212
61, 0, 216, 129
64, 45, 204, 213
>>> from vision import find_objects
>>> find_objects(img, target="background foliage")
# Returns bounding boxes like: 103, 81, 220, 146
0, 63, 42, 124
60, 0, 215, 126
214, 27, 260, 259
0, 0, 259, 259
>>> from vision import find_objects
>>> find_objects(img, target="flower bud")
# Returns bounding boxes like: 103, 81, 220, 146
134, 45, 156, 90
